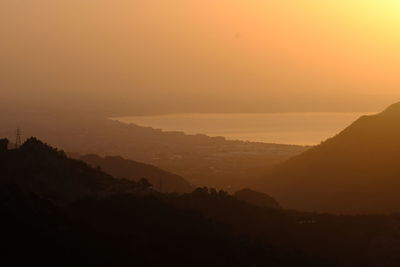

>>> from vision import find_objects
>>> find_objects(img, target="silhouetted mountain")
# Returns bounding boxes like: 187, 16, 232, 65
258, 102, 400, 213
0, 139, 327, 267
166, 187, 400, 267
0, 137, 144, 204
5, 138, 400, 266
79, 154, 193, 193
235, 188, 281, 209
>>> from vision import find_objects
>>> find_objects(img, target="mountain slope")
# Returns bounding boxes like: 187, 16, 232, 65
258, 102, 400, 214
235, 188, 281, 209
5, 137, 400, 265
0, 138, 328, 267
0, 138, 143, 204
80, 154, 193, 193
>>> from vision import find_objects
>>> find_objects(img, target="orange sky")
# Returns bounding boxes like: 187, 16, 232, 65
1, 1, 400, 114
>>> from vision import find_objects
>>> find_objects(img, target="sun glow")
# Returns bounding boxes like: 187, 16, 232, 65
1, 0, 400, 112
344, 0, 400, 25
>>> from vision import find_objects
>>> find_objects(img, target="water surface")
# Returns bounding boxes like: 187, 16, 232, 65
114, 112, 374, 145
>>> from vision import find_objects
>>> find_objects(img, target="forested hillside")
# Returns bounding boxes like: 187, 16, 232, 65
258, 102, 400, 213
79, 154, 193, 193
3, 138, 400, 266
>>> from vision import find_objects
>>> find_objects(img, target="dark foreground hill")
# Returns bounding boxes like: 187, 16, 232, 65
235, 188, 281, 209
4, 138, 400, 266
0, 138, 145, 204
79, 154, 193, 193
258, 102, 400, 214
0, 138, 326, 267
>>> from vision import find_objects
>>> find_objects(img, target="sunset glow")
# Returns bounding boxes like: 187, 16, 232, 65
1, 1, 400, 114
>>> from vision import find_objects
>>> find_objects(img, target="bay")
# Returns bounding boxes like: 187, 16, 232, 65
114, 112, 374, 145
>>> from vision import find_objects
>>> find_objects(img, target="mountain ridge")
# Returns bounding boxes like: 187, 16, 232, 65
380, 102, 400, 116
0, 137, 146, 204
258, 102, 400, 213
79, 154, 193, 193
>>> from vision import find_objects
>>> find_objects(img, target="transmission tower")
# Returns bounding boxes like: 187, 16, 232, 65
15, 128, 22, 148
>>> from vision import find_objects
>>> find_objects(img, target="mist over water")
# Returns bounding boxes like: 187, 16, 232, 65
115, 112, 372, 145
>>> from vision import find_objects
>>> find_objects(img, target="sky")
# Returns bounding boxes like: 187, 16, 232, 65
1, 0, 400, 115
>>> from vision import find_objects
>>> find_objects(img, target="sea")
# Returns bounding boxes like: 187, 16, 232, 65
114, 112, 375, 146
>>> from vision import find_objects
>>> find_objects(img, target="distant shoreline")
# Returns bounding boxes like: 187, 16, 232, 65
112, 112, 376, 146
111, 110, 377, 118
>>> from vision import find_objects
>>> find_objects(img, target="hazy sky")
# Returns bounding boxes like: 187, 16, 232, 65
1, 0, 400, 115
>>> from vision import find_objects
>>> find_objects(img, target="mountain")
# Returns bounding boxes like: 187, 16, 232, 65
0, 138, 328, 267
2, 184, 329, 267
79, 154, 193, 193
166, 188, 400, 267
258, 102, 400, 214
0, 138, 145, 204
5, 137, 400, 266
235, 188, 281, 209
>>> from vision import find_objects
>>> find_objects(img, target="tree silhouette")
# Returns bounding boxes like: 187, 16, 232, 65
0, 139, 8, 151
139, 177, 152, 190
